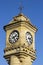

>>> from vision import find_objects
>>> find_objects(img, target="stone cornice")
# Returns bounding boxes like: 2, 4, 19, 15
3, 21, 37, 32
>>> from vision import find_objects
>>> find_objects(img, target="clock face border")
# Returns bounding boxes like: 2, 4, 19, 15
9, 30, 19, 44
26, 32, 33, 45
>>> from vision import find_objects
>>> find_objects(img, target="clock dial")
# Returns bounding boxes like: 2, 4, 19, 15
9, 30, 19, 44
26, 32, 33, 45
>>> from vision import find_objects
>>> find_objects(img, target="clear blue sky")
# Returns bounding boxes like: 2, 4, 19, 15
0, 0, 43, 65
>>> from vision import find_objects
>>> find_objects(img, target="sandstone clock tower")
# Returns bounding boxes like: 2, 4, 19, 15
3, 13, 37, 65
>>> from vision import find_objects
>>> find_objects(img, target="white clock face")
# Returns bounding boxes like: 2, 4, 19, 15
9, 30, 19, 44
26, 32, 33, 45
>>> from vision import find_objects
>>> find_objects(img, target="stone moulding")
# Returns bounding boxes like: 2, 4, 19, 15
4, 46, 36, 64
3, 21, 37, 32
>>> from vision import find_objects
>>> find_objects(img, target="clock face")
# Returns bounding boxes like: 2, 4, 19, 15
26, 32, 33, 45
9, 30, 19, 44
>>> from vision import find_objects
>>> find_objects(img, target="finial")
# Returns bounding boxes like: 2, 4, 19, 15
18, 0, 23, 14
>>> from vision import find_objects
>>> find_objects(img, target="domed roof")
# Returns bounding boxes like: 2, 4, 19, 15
13, 13, 30, 21
9, 13, 31, 24
4, 13, 37, 32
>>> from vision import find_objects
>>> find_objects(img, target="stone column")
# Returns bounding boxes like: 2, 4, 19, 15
10, 55, 21, 65
21, 56, 32, 65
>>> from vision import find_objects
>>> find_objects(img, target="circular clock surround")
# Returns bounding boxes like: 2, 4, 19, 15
26, 32, 33, 45
9, 30, 19, 44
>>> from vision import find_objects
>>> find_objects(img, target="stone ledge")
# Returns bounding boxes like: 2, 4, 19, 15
4, 46, 36, 62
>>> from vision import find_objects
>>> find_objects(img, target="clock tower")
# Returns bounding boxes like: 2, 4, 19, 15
3, 13, 37, 65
